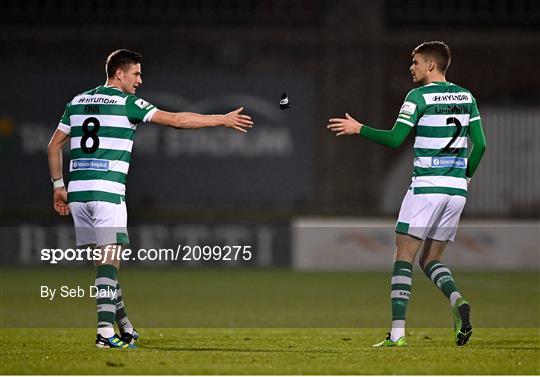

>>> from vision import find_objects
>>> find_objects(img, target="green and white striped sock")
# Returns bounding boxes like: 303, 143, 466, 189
423, 260, 462, 307
390, 260, 413, 341
115, 281, 134, 334
95, 264, 118, 338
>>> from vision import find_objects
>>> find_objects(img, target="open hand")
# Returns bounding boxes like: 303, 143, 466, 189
327, 113, 363, 136
224, 107, 254, 133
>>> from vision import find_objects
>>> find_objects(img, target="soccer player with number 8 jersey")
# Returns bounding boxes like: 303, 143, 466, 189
328, 41, 486, 347
47, 49, 253, 349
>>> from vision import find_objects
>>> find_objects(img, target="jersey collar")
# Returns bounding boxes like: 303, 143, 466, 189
422, 81, 452, 88
102, 84, 124, 93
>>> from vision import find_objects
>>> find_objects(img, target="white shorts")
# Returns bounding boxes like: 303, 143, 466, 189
396, 188, 466, 242
69, 200, 129, 246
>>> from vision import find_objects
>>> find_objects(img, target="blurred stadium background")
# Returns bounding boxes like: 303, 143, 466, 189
0, 0, 539, 326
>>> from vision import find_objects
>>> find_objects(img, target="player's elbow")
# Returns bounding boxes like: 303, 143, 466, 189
479, 146, 486, 159
47, 140, 61, 155
168, 114, 183, 129
172, 114, 193, 129
475, 143, 486, 158
388, 138, 405, 149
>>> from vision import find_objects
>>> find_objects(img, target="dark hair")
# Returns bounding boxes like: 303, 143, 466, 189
105, 49, 142, 78
412, 41, 451, 73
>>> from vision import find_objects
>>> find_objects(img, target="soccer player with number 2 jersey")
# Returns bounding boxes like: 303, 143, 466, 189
328, 41, 486, 347
47, 49, 253, 349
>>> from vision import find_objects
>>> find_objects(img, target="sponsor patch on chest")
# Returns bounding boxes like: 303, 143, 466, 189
72, 159, 109, 170
431, 157, 466, 168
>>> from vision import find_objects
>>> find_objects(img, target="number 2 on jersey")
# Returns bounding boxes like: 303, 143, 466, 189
81, 117, 100, 153
441, 117, 462, 154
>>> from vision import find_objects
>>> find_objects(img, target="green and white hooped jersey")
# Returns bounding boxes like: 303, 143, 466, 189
396, 82, 481, 197
56, 85, 157, 204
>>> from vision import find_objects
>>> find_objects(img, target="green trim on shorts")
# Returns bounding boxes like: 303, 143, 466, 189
396, 221, 410, 235
68, 191, 124, 204
116, 232, 129, 245
413, 187, 468, 197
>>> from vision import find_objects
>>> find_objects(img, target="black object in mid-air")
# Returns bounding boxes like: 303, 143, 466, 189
280, 92, 292, 110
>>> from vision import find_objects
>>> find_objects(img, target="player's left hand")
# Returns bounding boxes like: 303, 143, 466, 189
53, 188, 70, 216
327, 113, 363, 136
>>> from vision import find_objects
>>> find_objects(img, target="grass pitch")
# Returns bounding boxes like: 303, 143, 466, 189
1, 328, 539, 374
1, 268, 539, 374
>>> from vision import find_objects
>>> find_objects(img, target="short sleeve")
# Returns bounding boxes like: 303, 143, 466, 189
396, 89, 424, 127
57, 102, 71, 134
470, 96, 481, 122
125, 95, 158, 124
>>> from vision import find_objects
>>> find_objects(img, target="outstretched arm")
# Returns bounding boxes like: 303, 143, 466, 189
327, 113, 412, 148
150, 106, 253, 133
466, 119, 486, 178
